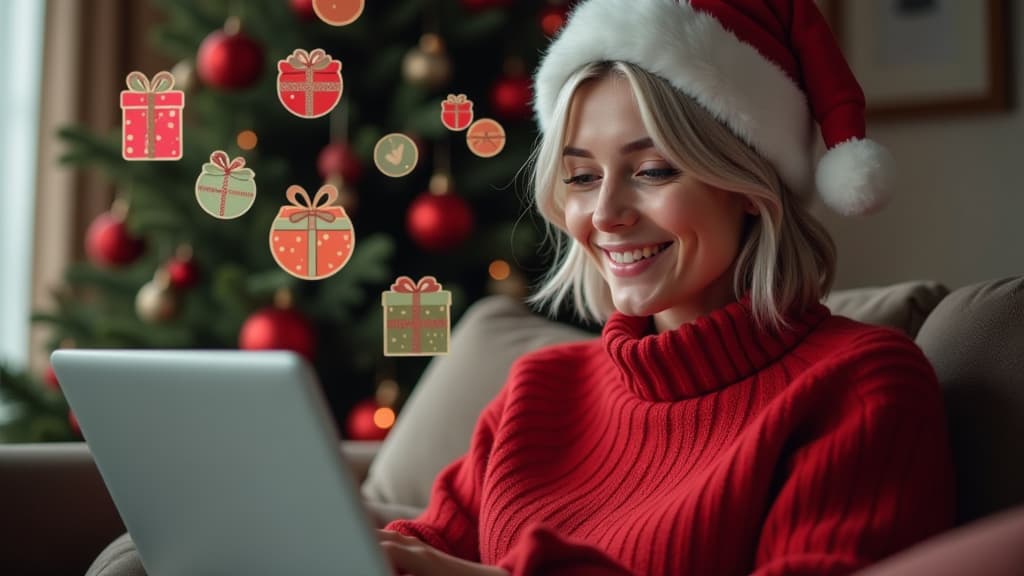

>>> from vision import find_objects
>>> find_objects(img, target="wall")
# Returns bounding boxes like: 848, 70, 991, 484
812, 3, 1023, 291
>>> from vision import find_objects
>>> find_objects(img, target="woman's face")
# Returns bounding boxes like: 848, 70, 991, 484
561, 75, 754, 331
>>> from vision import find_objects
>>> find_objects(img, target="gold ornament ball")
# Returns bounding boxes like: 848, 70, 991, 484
402, 34, 451, 89
171, 59, 195, 92
136, 272, 178, 323
376, 378, 400, 407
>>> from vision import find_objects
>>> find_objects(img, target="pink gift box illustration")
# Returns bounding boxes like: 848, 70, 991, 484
120, 71, 184, 161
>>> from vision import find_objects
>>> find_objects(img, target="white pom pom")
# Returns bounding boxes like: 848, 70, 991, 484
815, 138, 894, 216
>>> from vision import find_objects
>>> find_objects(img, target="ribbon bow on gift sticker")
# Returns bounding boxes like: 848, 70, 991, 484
277, 48, 344, 118
126, 70, 176, 92
269, 184, 355, 280
195, 151, 257, 219
382, 276, 452, 357
120, 70, 184, 161
390, 275, 443, 294
286, 184, 339, 226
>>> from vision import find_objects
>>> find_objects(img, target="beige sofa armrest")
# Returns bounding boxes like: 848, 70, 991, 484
341, 439, 382, 486
0, 442, 125, 576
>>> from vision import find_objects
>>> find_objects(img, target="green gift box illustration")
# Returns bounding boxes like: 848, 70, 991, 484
195, 151, 257, 219
382, 276, 451, 356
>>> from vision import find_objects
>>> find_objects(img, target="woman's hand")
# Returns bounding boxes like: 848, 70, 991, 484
378, 529, 510, 576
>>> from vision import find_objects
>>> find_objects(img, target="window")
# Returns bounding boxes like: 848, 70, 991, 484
0, 0, 45, 417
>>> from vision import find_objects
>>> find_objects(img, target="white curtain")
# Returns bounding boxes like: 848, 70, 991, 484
0, 0, 45, 379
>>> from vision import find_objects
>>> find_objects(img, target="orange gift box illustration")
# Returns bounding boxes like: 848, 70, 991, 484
269, 184, 354, 280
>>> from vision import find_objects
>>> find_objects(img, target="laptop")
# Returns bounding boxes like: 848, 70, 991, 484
51, 349, 393, 576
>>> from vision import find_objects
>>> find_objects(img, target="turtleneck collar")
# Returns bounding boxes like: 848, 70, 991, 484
602, 295, 831, 401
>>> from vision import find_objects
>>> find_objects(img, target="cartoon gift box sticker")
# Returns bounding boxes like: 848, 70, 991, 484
277, 48, 343, 119
269, 184, 354, 280
194, 151, 257, 219
441, 93, 474, 131
382, 276, 451, 357
120, 71, 184, 161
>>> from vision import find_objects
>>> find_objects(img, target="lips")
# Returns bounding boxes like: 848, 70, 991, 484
599, 241, 673, 277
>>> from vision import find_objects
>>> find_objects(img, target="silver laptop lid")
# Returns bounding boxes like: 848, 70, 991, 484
51, 349, 391, 576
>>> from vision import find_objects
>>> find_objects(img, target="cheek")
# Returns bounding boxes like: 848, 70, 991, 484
563, 201, 591, 244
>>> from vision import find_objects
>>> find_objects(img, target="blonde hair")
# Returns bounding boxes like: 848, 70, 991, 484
525, 61, 836, 333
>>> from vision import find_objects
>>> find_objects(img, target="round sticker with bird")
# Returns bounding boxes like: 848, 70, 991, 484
373, 133, 419, 178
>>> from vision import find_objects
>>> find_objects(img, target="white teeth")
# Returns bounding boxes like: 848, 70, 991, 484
607, 243, 667, 265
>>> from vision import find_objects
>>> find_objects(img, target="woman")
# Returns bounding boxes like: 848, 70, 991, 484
378, 0, 954, 574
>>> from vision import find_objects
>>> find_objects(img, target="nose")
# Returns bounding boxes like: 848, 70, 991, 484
592, 176, 637, 231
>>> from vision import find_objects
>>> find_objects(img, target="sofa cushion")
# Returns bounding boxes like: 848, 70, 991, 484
361, 295, 594, 510
914, 276, 1024, 525
365, 281, 952, 512
86, 533, 146, 576
824, 280, 949, 337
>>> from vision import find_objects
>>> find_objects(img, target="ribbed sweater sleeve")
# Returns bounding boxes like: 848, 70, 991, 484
496, 524, 633, 575
752, 332, 955, 575
384, 385, 509, 561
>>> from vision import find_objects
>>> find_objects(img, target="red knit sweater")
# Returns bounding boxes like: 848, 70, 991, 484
387, 296, 955, 575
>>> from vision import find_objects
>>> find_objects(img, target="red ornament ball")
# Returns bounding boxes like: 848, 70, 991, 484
491, 74, 534, 121
461, 0, 513, 10
406, 192, 474, 252
167, 258, 200, 290
85, 212, 145, 267
43, 365, 61, 392
346, 398, 393, 441
238, 307, 316, 360
197, 28, 264, 90
69, 410, 81, 436
317, 142, 364, 183
289, 0, 316, 20
539, 5, 569, 37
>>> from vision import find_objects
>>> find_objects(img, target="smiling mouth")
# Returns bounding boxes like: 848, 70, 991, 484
603, 242, 673, 265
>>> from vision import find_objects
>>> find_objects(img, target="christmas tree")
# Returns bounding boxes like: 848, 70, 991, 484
1, 0, 574, 443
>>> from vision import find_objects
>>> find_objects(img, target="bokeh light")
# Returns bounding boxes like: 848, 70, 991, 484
373, 406, 396, 430
488, 259, 511, 281
237, 130, 258, 150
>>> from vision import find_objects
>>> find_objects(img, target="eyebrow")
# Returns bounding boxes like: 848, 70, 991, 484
562, 137, 655, 158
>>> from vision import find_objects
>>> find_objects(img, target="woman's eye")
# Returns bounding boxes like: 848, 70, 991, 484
562, 174, 599, 186
638, 168, 681, 180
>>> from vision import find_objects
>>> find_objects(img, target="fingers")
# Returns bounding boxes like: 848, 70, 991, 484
379, 531, 436, 576
377, 529, 423, 545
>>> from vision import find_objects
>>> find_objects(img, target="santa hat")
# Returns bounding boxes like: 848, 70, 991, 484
533, 0, 892, 216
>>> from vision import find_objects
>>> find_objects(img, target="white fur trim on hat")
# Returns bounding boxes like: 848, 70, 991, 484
534, 0, 814, 195
815, 138, 893, 216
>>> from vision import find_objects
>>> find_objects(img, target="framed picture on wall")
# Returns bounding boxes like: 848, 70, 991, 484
823, 0, 1011, 119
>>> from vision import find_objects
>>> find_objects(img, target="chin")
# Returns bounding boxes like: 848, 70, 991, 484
610, 293, 667, 318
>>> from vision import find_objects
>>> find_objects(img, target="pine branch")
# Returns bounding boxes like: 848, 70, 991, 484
0, 363, 74, 443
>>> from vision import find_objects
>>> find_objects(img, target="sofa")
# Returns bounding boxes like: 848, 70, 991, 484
1, 277, 1022, 575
